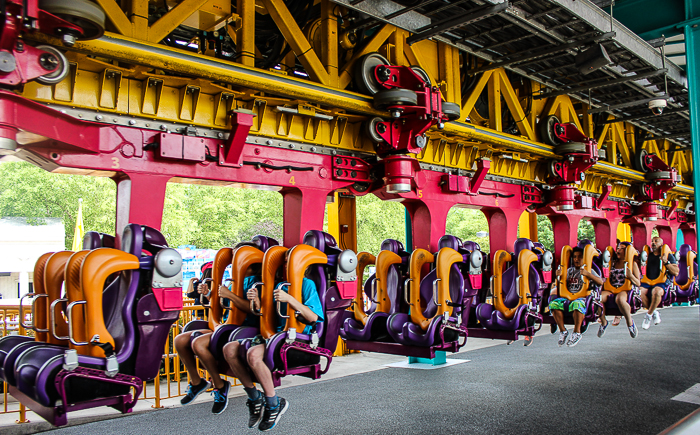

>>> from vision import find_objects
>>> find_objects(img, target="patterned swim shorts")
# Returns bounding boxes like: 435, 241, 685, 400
549, 297, 587, 314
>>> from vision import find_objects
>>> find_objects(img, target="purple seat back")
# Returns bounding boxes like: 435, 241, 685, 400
82, 232, 115, 249
577, 239, 594, 249
419, 266, 464, 319
252, 235, 279, 252
381, 239, 403, 253
463, 241, 481, 252
676, 244, 693, 285
513, 238, 534, 257
438, 235, 463, 251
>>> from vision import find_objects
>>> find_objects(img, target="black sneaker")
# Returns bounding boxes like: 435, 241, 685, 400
247, 396, 265, 428
211, 381, 230, 415
258, 398, 289, 431
180, 379, 210, 406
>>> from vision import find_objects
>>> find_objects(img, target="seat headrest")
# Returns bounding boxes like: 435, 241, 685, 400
532, 241, 544, 250
143, 226, 168, 250
462, 240, 481, 252
121, 224, 143, 256
82, 232, 115, 250
679, 244, 692, 256
303, 230, 340, 254
513, 238, 534, 257
251, 235, 279, 252
438, 235, 462, 251
577, 239, 594, 249
380, 239, 404, 253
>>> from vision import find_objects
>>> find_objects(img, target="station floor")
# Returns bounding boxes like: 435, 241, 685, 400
19, 307, 700, 434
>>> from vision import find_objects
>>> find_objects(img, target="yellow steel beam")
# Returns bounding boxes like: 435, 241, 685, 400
148, 0, 210, 43
488, 70, 501, 132
262, 0, 329, 85
236, 0, 255, 66
130, 0, 149, 39
95, 0, 132, 36
496, 69, 535, 141
321, 0, 338, 87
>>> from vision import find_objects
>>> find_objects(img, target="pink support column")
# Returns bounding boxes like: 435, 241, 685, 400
483, 208, 521, 255
629, 223, 652, 251
114, 172, 170, 247
592, 218, 619, 251
549, 214, 582, 264
281, 188, 329, 247
681, 225, 697, 250
656, 225, 677, 250
403, 200, 450, 252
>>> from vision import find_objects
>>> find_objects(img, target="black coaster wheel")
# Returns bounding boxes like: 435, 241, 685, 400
634, 149, 649, 172
40, 0, 106, 40
365, 117, 387, 143
373, 88, 417, 110
354, 53, 390, 95
410, 65, 431, 86
538, 115, 563, 146
35, 45, 69, 85
442, 102, 461, 121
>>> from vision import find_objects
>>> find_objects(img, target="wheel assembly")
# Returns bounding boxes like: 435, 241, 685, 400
442, 102, 461, 121
373, 88, 418, 110
354, 53, 390, 95
538, 115, 562, 146
40, 0, 106, 42
634, 149, 649, 172
35, 45, 69, 85
410, 66, 431, 86
366, 117, 387, 143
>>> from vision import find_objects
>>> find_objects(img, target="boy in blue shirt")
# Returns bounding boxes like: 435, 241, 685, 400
221, 273, 323, 431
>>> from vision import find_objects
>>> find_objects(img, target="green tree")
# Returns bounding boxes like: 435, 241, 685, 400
355, 194, 406, 254
446, 207, 490, 251
0, 161, 116, 249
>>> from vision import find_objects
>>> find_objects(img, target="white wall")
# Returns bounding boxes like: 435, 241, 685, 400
0, 218, 64, 299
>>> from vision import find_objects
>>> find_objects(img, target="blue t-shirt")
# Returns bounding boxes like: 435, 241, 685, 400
276, 277, 324, 335
222, 275, 261, 327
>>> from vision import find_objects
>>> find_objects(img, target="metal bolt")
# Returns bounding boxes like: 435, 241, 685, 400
310, 146, 316, 152
62, 33, 76, 47
217, 132, 223, 138
95, 115, 103, 121
332, 150, 337, 156
160, 125, 167, 130
289, 143, 295, 149
438, 122, 445, 130
266, 140, 273, 145
144, 311, 150, 316
128, 120, 136, 125
391, 110, 401, 118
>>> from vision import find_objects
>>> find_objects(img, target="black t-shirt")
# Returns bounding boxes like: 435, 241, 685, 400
646, 252, 677, 280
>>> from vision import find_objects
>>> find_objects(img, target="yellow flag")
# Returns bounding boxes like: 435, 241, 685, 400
71, 198, 84, 251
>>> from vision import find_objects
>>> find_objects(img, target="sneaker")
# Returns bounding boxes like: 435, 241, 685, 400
653, 310, 661, 325
523, 336, 534, 347
247, 395, 265, 428
180, 379, 210, 406
567, 332, 582, 347
557, 330, 569, 347
629, 321, 638, 338
642, 313, 652, 330
258, 397, 289, 432
211, 381, 230, 415
597, 322, 608, 338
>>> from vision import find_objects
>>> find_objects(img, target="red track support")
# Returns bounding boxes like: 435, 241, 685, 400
483, 208, 521, 255
281, 188, 330, 246
115, 172, 170, 246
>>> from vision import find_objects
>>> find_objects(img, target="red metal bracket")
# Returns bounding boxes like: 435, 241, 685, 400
218, 111, 254, 167
521, 185, 544, 204
548, 122, 600, 185
618, 202, 632, 216
332, 155, 371, 184
595, 184, 612, 210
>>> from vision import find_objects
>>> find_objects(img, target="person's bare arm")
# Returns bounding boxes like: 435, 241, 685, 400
629, 262, 641, 287
663, 254, 679, 276
582, 268, 603, 286
218, 285, 253, 313
274, 289, 318, 324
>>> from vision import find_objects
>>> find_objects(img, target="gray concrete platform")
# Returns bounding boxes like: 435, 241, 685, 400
32, 307, 700, 434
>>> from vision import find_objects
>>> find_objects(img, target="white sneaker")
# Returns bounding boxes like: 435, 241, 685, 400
652, 311, 661, 325
642, 313, 652, 330
567, 332, 582, 347
557, 330, 569, 347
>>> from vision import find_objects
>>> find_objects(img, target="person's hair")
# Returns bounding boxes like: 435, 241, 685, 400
572, 247, 584, 257
614, 241, 632, 263
249, 263, 262, 277
202, 268, 212, 280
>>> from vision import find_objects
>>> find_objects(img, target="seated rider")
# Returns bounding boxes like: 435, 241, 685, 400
640, 236, 679, 330
186, 262, 212, 319
221, 262, 324, 431
549, 247, 603, 348
597, 241, 641, 339
174, 263, 261, 414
